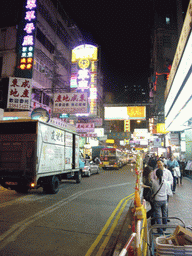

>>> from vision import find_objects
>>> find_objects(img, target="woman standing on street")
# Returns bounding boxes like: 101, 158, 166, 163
142, 166, 155, 224
152, 168, 172, 234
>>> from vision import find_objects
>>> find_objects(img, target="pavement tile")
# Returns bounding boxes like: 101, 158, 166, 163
168, 177, 192, 228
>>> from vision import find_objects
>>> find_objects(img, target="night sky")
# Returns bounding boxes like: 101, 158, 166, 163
61, 0, 152, 95
0, 0, 189, 100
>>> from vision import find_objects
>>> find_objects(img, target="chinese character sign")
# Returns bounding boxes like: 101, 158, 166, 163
7, 77, 32, 110
15, 0, 37, 78
53, 92, 88, 114
76, 123, 95, 132
127, 106, 146, 119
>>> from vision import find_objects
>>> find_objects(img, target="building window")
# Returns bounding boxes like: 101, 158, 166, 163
36, 27, 55, 54
166, 17, 170, 25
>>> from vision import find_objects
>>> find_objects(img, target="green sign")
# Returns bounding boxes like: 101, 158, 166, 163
107, 132, 130, 139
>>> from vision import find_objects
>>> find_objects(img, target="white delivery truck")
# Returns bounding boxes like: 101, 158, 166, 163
0, 119, 83, 194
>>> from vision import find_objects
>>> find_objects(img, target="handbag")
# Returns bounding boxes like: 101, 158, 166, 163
150, 181, 164, 201
143, 187, 152, 202
173, 166, 181, 177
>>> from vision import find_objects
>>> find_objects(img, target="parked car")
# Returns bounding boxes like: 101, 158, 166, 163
82, 160, 100, 177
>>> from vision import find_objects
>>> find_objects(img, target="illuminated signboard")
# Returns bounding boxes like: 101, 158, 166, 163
156, 123, 169, 134
76, 123, 95, 132
124, 120, 130, 132
72, 45, 98, 62
7, 77, 32, 110
70, 44, 98, 115
127, 106, 146, 119
71, 44, 97, 89
53, 92, 88, 114
104, 107, 129, 120
15, 0, 37, 78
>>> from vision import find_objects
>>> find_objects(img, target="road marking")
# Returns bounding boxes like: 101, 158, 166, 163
85, 193, 134, 256
0, 182, 132, 208
0, 194, 46, 208
0, 183, 133, 250
96, 195, 134, 256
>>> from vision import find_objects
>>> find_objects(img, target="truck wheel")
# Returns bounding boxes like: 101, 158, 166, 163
76, 172, 81, 183
45, 176, 59, 194
50, 176, 59, 194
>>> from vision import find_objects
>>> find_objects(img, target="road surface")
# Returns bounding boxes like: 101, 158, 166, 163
0, 164, 136, 256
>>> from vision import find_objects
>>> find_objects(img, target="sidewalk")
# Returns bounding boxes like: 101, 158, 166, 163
112, 177, 192, 255
167, 176, 192, 227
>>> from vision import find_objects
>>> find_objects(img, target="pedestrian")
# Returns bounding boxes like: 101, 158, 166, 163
85, 154, 90, 160
151, 159, 173, 222
178, 159, 186, 185
162, 156, 168, 168
151, 168, 172, 234
167, 154, 179, 193
142, 166, 155, 224
148, 154, 157, 170
151, 160, 173, 188
143, 154, 150, 168
94, 157, 100, 165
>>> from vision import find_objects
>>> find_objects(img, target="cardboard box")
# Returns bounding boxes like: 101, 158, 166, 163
174, 225, 192, 245
166, 225, 192, 246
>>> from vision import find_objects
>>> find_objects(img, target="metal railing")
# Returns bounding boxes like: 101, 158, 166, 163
118, 153, 148, 256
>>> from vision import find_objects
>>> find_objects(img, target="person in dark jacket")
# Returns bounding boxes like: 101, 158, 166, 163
148, 154, 157, 170
142, 165, 155, 225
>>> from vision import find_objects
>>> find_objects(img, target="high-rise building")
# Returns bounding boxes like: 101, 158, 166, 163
149, 0, 188, 126
0, 0, 103, 126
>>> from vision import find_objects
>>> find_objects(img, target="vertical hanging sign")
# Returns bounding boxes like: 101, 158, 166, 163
15, 0, 37, 78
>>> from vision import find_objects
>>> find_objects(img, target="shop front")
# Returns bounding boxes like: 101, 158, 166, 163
165, 3, 192, 176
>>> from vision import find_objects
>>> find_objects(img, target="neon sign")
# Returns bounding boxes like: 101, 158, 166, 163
15, 0, 37, 78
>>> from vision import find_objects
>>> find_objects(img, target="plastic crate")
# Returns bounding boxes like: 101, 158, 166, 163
156, 237, 192, 256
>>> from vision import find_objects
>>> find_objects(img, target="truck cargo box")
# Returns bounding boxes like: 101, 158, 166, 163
0, 119, 82, 193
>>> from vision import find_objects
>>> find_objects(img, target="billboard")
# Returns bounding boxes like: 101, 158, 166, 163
71, 44, 98, 90
53, 92, 88, 114
7, 77, 32, 110
71, 44, 98, 116
104, 107, 129, 120
107, 132, 130, 139
76, 123, 95, 132
156, 123, 169, 134
104, 106, 146, 120
127, 106, 146, 119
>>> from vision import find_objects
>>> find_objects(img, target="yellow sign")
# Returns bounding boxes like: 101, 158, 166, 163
106, 139, 114, 144
127, 106, 146, 119
72, 44, 98, 63
156, 123, 169, 134
124, 120, 130, 132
